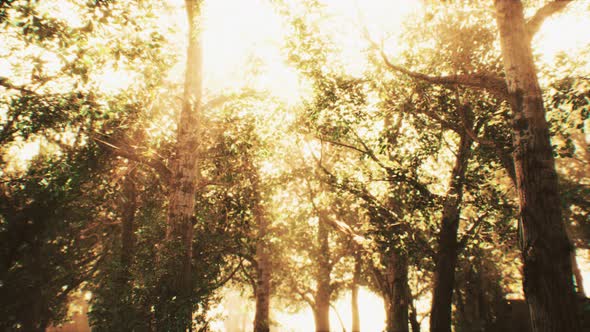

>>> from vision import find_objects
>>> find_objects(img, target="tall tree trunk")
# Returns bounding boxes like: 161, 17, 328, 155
384, 250, 409, 332
120, 172, 137, 283
253, 247, 271, 332
158, 0, 203, 330
493, 1, 581, 331
315, 211, 331, 332
116, 170, 138, 331
251, 161, 271, 332
352, 250, 361, 332
429, 118, 473, 332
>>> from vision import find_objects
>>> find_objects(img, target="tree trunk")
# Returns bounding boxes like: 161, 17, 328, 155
116, 170, 138, 331
253, 227, 271, 332
251, 161, 271, 332
352, 251, 361, 332
429, 118, 473, 332
493, 1, 581, 331
384, 250, 409, 332
158, 0, 203, 330
315, 212, 331, 332
120, 172, 137, 282
408, 288, 421, 332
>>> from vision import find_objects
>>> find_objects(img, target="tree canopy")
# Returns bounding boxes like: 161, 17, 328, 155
1, 1, 589, 332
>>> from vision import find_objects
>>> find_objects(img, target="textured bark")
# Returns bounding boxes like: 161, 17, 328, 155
430, 119, 473, 332
314, 212, 331, 332
253, 235, 271, 332
158, 0, 203, 329
120, 171, 137, 283
115, 172, 138, 331
494, 1, 581, 331
351, 251, 361, 332
383, 250, 409, 332
251, 161, 271, 332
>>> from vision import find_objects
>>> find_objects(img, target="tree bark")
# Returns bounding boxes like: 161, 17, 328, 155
116, 170, 138, 331
315, 211, 331, 332
120, 172, 137, 281
253, 246, 271, 332
352, 250, 361, 332
429, 116, 473, 332
251, 160, 271, 332
384, 250, 409, 332
493, 1, 581, 331
158, 0, 203, 329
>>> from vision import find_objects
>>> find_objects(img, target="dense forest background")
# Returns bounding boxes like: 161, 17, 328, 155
1, 0, 589, 331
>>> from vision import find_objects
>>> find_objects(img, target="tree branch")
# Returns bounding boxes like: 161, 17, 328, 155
457, 212, 489, 252
92, 136, 172, 183
526, 1, 573, 41
319, 136, 370, 155
202, 90, 263, 111
0, 77, 36, 95
379, 50, 507, 96
208, 258, 244, 291
360, 26, 507, 97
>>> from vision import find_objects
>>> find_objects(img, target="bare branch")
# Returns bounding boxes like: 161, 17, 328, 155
379, 51, 507, 96
202, 90, 264, 111
208, 258, 244, 291
0, 77, 36, 95
526, 1, 573, 41
457, 212, 489, 251
360, 25, 507, 97
92, 136, 172, 183
319, 136, 369, 155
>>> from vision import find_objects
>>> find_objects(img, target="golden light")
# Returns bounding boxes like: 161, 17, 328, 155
3, 0, 590, 331
533, 1, 590, 65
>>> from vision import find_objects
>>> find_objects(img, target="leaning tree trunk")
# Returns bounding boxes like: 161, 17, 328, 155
314, 211, 331, 332
430, 116, 473, 332
157, 0, 203, 330
351, 250, 361, 332
494, 1, 581, 331
383, 250, 409, 332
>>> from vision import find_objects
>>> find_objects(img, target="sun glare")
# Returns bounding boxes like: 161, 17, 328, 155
533, 1, 590, 65
212, 287, 387, 332
4, 0, 590, 331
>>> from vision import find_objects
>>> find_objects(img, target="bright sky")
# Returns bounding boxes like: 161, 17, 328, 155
189, 1, 590, 330
193, 1, 590, 330
3, 1, 590, 331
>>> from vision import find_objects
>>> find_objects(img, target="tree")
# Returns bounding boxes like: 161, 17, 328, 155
363, 1, 583, 330
156, 0, 203, 329
493, 1, 581, 331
